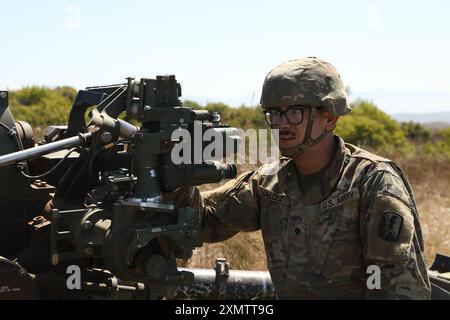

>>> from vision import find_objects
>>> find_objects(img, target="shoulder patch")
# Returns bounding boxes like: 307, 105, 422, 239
377, 211, 403, 242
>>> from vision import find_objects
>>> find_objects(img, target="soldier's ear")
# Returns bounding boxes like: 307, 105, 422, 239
325, 114, 339, 131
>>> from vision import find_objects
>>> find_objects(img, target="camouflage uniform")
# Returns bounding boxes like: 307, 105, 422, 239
176, 57, 431, 299
190, 137, 431, 299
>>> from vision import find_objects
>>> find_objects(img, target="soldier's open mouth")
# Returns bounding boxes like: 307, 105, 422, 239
279, 130, 296, 140
280, 136, 295, 140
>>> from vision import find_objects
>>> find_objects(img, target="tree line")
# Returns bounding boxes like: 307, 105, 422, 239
7, 86, 450, 159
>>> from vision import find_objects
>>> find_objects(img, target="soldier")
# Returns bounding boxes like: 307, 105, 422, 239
172, 57, 431, 299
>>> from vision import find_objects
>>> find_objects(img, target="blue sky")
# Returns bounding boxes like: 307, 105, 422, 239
1, 0, 449, 115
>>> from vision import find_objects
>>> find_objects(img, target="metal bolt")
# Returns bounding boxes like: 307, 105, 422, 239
85, 247, 94, 255
83, 220, 93, 230
0, 92, 6, 99
100, 131, 112, 144
212, 112, 220, 123
33, 216, 45, 224
18, 269, 27, 278
144, 105, 151, 111
51, 254, 59, 265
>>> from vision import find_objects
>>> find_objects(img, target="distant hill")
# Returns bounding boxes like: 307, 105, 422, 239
391, 112, 450, 129
420, 122, 450, 130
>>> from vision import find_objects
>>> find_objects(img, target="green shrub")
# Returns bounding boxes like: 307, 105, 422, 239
401, 121, 431, 141
335, 100, 407, 152
423, 128, 450, 159
9, 86, 76, 127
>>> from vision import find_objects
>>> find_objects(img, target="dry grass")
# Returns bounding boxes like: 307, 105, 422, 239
182, 154, 450, 270
391, 155, 450, 265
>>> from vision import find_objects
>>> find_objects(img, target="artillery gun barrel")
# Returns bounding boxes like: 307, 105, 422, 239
179, 268, 276, 299
0, 132, 92, 167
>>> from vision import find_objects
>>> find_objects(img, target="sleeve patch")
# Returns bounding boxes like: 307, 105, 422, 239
377, 211, 403, 242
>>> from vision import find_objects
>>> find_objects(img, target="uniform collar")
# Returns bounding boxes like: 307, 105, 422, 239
278, 135, 348, 206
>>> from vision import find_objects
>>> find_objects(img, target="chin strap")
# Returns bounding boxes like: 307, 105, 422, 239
279, 107, 332, 158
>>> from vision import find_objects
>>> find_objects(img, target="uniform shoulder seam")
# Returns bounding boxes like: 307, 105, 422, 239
346, 143, 393, 163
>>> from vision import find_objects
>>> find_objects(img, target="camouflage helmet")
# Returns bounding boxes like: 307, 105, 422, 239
260, 57, 351, 116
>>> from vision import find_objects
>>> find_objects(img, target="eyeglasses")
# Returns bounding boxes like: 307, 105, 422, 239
263, 106, 308, 126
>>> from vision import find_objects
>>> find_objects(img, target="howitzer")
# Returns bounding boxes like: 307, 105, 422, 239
0, 75, 255, 299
